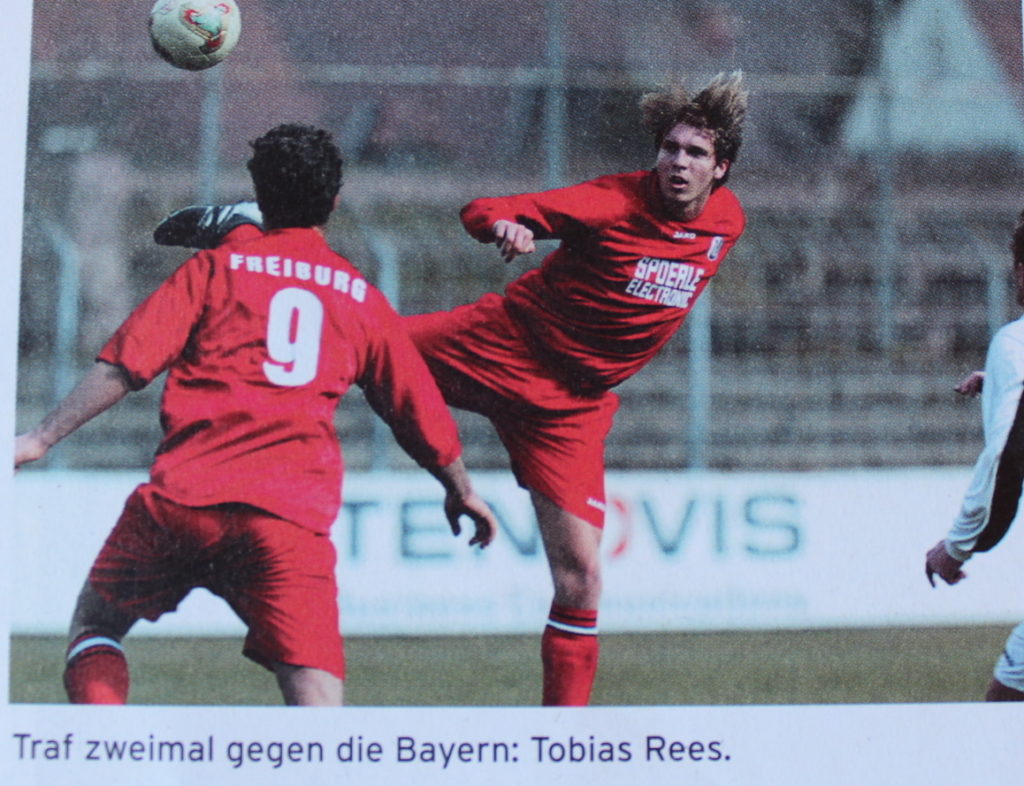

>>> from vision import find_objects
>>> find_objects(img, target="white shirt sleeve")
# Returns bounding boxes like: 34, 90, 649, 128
946, 316, 1024, 561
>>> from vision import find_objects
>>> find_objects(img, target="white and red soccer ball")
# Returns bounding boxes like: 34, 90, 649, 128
149, 0, 241, 71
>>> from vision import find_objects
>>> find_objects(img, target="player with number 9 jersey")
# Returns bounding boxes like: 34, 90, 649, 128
16, 124, 496, 707
99, 224, 454, 534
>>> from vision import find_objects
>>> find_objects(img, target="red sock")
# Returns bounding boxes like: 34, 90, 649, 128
64, 635, 130, 704
541, 604, 599, 706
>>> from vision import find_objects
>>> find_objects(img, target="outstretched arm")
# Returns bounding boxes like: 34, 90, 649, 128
926, 329, 1024, 586
429, 456, 497, 548
15, 361, 132, 469
355, 295, 498, 548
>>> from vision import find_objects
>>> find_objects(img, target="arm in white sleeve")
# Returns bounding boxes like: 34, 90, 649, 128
946, 318, 1024, 560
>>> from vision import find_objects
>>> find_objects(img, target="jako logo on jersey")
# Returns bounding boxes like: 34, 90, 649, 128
707, 236, 725, 261
673, 230, 697, 240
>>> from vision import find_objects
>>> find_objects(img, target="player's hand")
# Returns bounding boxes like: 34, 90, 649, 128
444, 490, 497, 548
925, 539, 966, 587
14, 432, 50, 470
492, 220, 535, 263
955, 371, 985, 397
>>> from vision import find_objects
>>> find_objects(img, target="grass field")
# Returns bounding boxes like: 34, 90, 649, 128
9, 624, 1012, 706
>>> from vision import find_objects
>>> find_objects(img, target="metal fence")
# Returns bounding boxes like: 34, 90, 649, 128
16, 0, 1024, 472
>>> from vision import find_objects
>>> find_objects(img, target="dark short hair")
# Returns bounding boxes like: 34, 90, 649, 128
1013, 210, 1024, 264
247, 124, 343, 229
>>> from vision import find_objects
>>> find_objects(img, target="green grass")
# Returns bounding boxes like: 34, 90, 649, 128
9, 625, 1010, 706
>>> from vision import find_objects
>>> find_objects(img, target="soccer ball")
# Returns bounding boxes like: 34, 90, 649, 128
149, 0, 241, 71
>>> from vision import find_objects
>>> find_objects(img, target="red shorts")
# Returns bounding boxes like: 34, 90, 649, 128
88, 484, 345, 679
404, 294, 618, 528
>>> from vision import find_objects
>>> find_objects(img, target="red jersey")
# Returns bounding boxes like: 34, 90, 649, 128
460, 171, 745, 391
98, 227, 461, 533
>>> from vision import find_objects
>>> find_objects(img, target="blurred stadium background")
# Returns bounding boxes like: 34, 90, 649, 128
11, 0, 1024, 704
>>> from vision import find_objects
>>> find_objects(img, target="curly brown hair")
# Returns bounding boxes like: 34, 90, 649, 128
640, 71, 748, 186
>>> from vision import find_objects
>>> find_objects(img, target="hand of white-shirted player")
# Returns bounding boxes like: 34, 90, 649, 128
444, 490, 498, 548
492, 220, 535, 263
925, 540, 966, 587
954, 370, 985, 397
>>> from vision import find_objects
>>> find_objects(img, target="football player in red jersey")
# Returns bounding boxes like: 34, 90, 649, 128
153, 72, 748, 705
404, 73, 747, 704
15, 124, 497, 706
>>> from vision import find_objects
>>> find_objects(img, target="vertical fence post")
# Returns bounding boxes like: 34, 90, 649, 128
687, 291, 711, 470
985, 239, 1008, 337
543, 0, 568, 189
43, 219, 81, 469
198, 65, 224, 203
873, 0, 898, 352
366, 232, 400, 471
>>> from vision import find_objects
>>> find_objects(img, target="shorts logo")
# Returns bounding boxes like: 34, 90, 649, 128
586, 497, 607, 512
707, 236, 725, 261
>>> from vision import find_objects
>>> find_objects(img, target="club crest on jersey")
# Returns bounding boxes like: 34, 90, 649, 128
707, 236, 725, 261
